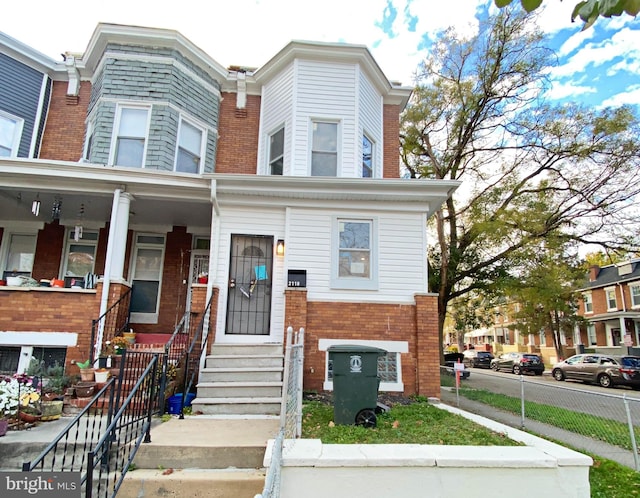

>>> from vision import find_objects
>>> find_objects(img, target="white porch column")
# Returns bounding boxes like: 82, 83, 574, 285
619, 316, 626, 346
107, 191, 134, 280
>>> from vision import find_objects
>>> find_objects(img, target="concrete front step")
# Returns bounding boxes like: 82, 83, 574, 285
199, 367, 283, 382
209, 343, 282, 356
192, 397, 282, 415
196, 381, 283, 398
118, 469, 266, 498
205, 355, 283, 369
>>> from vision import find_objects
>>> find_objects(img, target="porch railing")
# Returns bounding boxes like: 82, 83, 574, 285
22, 350, 163, 498
177, 296, 214, 418
90, 287, 132, 362
255, 326, 305, 498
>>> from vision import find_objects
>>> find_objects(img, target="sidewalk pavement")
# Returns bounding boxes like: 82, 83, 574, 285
439, 387, 639, 470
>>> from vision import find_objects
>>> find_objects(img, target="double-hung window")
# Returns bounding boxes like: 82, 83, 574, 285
2, 233, 36, 278
0, 112, 24, 157
130, 234, 165, 323
269, 127, 284, 175
587, 324, 597, 346
331, 218, 377, 290
175, 119, 204, 173
113, 106, 149, 167
62, 230, 98, 279
583, 292, 593, 313
362, 134, 373, 177
311, 121, 337, 176
631, 285, 640, 308
605, 287, 617, 311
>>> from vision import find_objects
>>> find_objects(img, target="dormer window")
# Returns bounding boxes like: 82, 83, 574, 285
112, 106, 149, 167
175, 119, 204, 173
269, 127, 284, 175
362, 134, 373, 178
311, 121, 338, 176
0, 111, 23, 158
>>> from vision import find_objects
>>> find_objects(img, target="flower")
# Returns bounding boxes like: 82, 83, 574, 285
0, 374, 39, 419
111, 336, 130, 351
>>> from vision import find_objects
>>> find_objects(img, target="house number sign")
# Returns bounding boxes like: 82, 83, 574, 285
287, 269, 307, 288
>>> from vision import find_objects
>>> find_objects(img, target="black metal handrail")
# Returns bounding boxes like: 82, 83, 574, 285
90, 287, 132, 362
178, 296, 214, 418
86, 353, 159, 498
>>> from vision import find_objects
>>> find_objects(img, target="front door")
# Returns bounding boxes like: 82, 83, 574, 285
225, 235, 273, 335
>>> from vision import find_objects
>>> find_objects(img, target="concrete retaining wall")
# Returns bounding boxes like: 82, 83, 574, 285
267, 403, 592, 498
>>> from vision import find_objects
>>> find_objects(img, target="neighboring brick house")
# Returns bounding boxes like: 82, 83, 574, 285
576, 262, 640, 350
0, 24, 459, 398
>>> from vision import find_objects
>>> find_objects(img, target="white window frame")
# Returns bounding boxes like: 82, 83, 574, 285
61, 229, 99, 279
583, 292, 593, 313
174, 117, 205, 173
630, 284, 640, 308
83, 119, 94, 162
129, 233, 165, 324
539, 329, 546, 346
319, 338, 408, 392
310, 119, 339, 176
605, 287, 617, 311
330, 217, 378, 290
362, 133, 374, 178
587, 324, 597, 346
268, 126, 285, 175
0, 110, 24, 158
0, 231, 38, 278
109, 104, 150, 167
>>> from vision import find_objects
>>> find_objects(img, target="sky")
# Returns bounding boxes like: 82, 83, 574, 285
3, 0, 640, 109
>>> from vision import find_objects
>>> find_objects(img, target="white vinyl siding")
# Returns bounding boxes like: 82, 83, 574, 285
294, 61, 356, 176
358, 68, 383, 178
286, 208, 427, 302
259, 63, 294, 175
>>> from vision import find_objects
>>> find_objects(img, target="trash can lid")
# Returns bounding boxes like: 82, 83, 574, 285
327, 344, 387, 355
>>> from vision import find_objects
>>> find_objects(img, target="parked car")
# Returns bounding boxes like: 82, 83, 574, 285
463, 350, 494, 369
551, 354, 640, 389
490, 352, 544, 375
443, 352, 470, 379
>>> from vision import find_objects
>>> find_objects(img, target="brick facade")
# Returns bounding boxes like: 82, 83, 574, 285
284, 289, 441, 398
39, 81, 91, 161
215, 92, 261, 174
32, 220, 65, 281
382, 104, 401, 179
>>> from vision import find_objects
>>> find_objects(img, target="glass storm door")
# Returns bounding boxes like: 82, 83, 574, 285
225, 235, 273, 335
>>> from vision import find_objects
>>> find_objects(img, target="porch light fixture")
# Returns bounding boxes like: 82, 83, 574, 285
31, 194, 40, 216
74, 203, 85, 241
276, 239, 285, 256
51, 195, 62, 221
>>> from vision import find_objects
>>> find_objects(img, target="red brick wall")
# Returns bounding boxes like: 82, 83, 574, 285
39, 81, 91, 161
0, 288, 99, 373
215, 92, 261, 174
383, 104, 401, 179
284, 290, 441, 398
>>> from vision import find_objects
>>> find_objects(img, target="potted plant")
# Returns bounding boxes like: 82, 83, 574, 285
41, 362, 72, 401
0, 375, 19, 436
111, 336, 130, 354
77, 359, 94, 381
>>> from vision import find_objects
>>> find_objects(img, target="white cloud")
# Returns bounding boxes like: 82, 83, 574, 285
600, 84, 640, 107
545, 81, 597, 100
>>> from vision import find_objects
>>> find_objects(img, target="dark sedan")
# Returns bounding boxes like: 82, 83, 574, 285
551, 354, 640, 389
490, 352, 544, 375
463, 350, 494, 369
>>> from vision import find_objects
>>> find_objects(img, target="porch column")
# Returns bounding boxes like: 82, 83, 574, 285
106, 191, 133, 281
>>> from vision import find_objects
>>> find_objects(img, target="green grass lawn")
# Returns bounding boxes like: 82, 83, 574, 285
301, 397, 639, 497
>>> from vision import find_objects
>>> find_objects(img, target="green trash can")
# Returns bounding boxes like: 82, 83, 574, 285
328, 345, 386, 427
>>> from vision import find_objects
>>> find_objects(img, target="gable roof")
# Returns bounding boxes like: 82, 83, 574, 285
580, 260, 640, 291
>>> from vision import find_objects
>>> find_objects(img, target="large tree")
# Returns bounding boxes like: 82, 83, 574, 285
401, 8, 640, 358
496, 0, 640, 30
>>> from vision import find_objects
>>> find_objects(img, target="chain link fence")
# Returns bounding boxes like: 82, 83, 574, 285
440, 366, 640, 471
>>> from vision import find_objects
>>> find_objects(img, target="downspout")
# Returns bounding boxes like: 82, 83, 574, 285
95, 188, 122, 361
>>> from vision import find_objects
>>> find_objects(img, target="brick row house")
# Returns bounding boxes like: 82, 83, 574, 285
576, 262, 640, 352
0, 24, 458, 401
